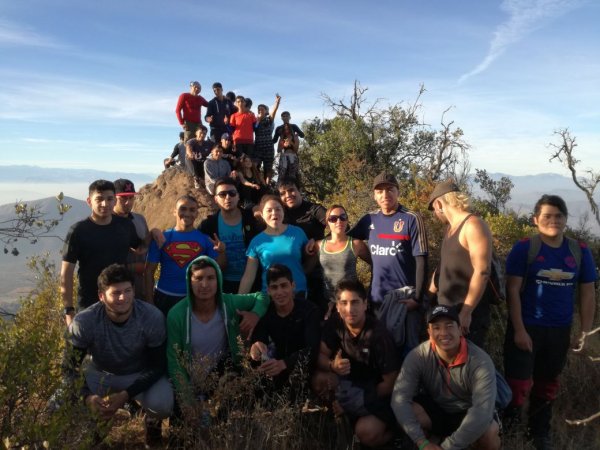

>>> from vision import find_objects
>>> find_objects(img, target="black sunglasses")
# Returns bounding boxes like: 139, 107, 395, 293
327, 214, 348, 223
216, 190, 238, 198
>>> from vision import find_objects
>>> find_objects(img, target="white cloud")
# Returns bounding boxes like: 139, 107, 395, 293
0, 19, 66, 48
459, 0, 585, 83
0, 70, 174, 126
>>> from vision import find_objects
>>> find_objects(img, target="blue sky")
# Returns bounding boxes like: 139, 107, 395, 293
1, 0, 599, 180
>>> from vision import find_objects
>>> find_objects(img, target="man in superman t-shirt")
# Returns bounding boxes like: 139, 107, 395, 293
145, 195, 226, 316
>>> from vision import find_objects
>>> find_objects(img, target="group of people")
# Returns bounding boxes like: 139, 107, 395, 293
59, 167, 596, 449
167, 81, 305, 207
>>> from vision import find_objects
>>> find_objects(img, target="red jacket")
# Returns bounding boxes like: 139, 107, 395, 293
175, 93, 209, 125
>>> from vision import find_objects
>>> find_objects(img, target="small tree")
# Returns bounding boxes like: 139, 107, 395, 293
473, 169, 514, 214
0, 193, 71, 256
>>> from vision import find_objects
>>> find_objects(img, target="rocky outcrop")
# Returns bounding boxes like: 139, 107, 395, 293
133, 166, 216, 230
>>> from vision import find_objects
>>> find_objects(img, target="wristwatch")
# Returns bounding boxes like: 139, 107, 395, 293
63, 306, 75, 316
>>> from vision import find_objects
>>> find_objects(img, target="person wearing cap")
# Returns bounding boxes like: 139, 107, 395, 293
61, 180, 142, 326
218, 132, 242, 170
205, 82, 235, 143
113, 179, 150, 300
348, 172, 428, 349
313, 279, 400, 448
175, 81, 209, 143
391, 305, 500, 450
427, 180, 493, 349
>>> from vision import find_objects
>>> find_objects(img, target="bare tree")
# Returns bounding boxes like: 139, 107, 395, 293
0, 193, 71, 256
549, 129, 600, 228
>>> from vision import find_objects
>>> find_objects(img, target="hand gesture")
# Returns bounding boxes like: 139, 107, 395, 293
209, 233, 226, 254
275, 93, 281, 103
237, 309, 259, 339
331, 349, 350, 376
250, 341, 268, 361
304, 239, 317, 256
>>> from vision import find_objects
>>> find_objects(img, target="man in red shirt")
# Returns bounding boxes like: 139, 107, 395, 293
175, 81, 209, 143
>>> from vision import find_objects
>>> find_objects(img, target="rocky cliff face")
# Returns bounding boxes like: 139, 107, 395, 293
133, 166, 217, 230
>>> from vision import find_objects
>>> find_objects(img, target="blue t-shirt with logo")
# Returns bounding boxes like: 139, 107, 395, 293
349, 206, 428, 303
505, 237, 597, 327
218, 214, 246, 282
147, 229, 218, 296
247, 225, 308, 292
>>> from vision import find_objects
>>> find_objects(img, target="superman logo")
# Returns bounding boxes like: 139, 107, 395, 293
164, 241, 203, 267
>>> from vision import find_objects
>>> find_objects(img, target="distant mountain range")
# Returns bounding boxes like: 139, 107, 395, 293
0, 165, 155, 184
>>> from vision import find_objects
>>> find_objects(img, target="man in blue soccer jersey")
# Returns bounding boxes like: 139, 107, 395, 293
503, 195, 596, 450
349, 172, 428, 349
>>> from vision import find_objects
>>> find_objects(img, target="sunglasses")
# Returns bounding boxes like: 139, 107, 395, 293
327, 214, 348, 223
216, 190, 238, 198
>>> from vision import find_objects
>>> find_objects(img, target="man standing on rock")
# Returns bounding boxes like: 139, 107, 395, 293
176, 81, 209, 143
205, 82, 235, 143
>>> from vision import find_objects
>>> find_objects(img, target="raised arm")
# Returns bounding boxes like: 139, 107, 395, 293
270, 94, 281, 121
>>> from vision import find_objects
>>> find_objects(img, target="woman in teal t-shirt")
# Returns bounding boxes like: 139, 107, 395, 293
238, 195, 312, 295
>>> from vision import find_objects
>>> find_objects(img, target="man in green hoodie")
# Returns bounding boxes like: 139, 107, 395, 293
166, 255, 269, 404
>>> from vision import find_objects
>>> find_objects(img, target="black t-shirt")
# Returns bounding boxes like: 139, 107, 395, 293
321, 315, 400, 386
252, 300, 321, 373
62, 215, 141, 308
284, 200, 326, 240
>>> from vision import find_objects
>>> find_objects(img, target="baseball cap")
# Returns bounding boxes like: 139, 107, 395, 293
190, 81, 200, 88
114, 179, 137, 196
427, 180, 460, 210
427, 305, 460, 324
372, 172, 399, 190
220, 132, 231, 140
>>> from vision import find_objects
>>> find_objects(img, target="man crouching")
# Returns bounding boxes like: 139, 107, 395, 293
64, 264, 173, 441
312, 279, 400, 447
391, 305, 500, 450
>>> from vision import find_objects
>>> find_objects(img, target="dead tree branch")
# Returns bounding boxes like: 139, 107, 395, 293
549, 129, 600, 228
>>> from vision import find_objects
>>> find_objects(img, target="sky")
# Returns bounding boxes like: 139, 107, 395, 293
1, 0, 599, 182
